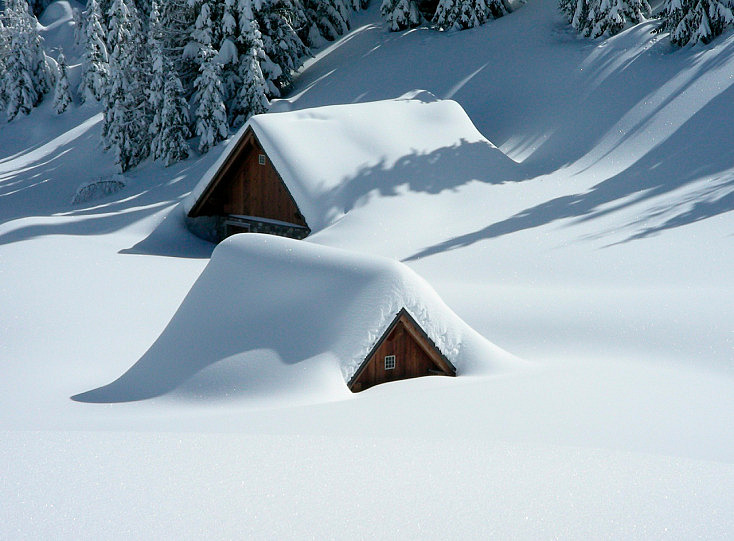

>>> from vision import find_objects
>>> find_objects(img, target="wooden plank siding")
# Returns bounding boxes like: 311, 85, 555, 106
191, 129, 308, 229
349, 309, 456, 392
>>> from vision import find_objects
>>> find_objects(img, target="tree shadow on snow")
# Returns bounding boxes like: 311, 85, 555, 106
0, 111, 218, 258
406, 73, 734, 260
316, 138, 522, 216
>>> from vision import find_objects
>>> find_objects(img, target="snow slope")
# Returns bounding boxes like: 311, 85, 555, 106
1, 0, 733, 538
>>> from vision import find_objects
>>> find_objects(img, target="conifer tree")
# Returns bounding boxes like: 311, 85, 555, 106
380, 0, 422, 30
158, 57, 191, 165
147, 0, 166, 159
303, 0, 350, 41
230, 14, 270, 126
0, 18, 8, 113
194, 45, 228, 153
657, 0, 734, 45
53, 49, 72, 114
251, 0, 308, 94
191, 2, 227, 153
158, 0, 196, 91
570, 0, 649, 37
433, 0, 507, 30
232, 48, 269, 125
219, 0, 243, 103
78, 0, 109, 102
2, 0, 52, 120
134, 0, 152, 18
103, 0, 150, 170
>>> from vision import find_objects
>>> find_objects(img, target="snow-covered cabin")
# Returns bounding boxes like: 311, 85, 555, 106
184, 91, 516, 242
73, 235, 515, 403
348, 307, 456, 392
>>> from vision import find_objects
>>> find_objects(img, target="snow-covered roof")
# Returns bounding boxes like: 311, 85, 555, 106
74, 234, 515, 403
184, 91, 517, 232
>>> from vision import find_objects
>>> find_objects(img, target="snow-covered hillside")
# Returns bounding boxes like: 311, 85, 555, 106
1, 0, 733, 538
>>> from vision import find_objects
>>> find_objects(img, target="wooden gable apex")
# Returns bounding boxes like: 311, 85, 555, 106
348, 308, 457, 392
187, 127, 309, 231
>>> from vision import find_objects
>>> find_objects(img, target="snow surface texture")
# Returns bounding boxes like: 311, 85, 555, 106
186, 91, 518, 232
74, 234, 516, 403
1, 0, 733, 538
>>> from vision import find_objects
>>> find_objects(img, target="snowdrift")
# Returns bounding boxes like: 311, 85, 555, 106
73, 234, 515, 404
184, 91, 518, 234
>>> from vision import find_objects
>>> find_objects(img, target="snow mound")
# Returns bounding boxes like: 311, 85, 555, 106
185, 94, 518, 233
73, 234, 517, 404
71, 177, 126, 204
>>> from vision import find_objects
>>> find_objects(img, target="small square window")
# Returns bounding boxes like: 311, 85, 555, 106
258, 154, 266, 165
384, 355, 396, 370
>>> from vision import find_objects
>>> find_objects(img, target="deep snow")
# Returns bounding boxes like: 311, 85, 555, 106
186, 92, 518, 232
1, 0, 733, 538
72, 234, 516, 404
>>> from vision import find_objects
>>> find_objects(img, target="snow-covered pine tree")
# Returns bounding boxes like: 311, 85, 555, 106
78, 0, 109, 102
569, 0, 589, 29
0, 18, 8, 112
380, 0, 422, 30
231, 47, 269, 125
53, 49, 72, 113
657, 0, 734, 45
194, 44, 228, 152
572, 0, 649, 37
218, 0, 242, 103
191, 1, 227, 153
158, 57, 191, 165
103, 0, 150, 170
303, 0, 351, 41
2, 0, 53, 120
158, 0, 196, 92
559, 0, 574, 20
433, 0, 507, 30
133, 0, 151, 18
190, 0, 223, 54
147, 0, 165, 159
251, 0, 308, 94
229, 11, 269, 126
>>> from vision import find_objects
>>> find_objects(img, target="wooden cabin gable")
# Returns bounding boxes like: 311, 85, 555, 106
189, 128, 309, 239
349, 309, 456, 393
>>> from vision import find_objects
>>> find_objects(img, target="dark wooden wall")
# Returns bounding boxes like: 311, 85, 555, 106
350, 316, 452, 392
199, 133, 308, 228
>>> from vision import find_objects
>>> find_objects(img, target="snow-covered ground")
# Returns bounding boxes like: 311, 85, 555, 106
1, 0, 733, 537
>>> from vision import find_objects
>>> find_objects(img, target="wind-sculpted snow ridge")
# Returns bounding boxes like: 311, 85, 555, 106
73, 234, 517, 404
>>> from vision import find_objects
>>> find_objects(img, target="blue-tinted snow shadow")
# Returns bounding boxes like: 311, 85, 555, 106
315, 138, 523, 216
406, 72, 734, 260
71, 254, 365, 402
403, 34, 734, 260
0, 109, 218, 257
